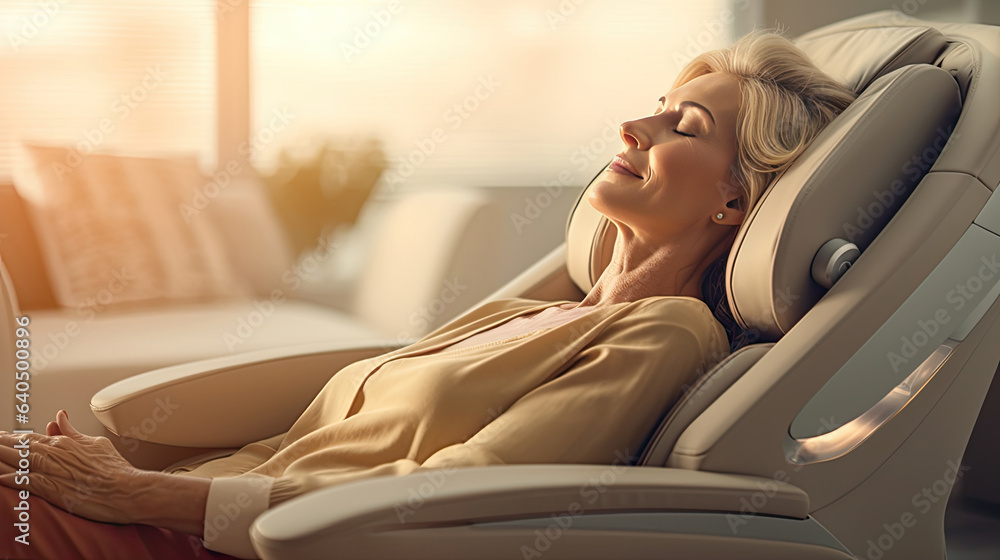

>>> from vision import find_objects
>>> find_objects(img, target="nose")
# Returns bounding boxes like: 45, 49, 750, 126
620, 116, 660, 150
619, 120, 642, 150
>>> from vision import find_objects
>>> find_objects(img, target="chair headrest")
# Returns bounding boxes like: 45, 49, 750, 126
564, 14, 963, 342
794, 21, 949, 93
727, 64, 961, 339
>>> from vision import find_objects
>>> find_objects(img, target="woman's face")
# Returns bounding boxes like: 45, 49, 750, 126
589, 71, 743, 241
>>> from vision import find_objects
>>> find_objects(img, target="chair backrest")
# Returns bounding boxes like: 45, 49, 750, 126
642, 12, 998, 560
471, 12, 1000, 559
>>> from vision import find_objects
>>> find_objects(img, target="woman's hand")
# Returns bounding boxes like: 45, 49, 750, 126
0, 410, 151, 524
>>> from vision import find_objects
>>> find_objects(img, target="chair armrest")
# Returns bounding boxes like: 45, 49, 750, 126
250, 465, 826, 560
90, 339, 410, 448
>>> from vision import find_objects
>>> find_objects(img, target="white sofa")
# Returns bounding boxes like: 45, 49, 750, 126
0, 183, 502, 456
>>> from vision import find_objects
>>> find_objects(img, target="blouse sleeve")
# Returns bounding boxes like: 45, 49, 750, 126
200, 297, 728, 558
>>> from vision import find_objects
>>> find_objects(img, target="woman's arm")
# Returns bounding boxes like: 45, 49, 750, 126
129, 471, 210, 534
0, 410, 209, 536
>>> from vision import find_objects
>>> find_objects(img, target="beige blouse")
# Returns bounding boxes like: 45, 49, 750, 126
171, 296, 730, 558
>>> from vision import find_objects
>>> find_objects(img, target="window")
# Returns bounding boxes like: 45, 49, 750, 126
250, 0, 738, 191
0, 0, 215, 178
0, 1, 740, 188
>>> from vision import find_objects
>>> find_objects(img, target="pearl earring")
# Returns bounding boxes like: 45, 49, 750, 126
716, 212, 724, 220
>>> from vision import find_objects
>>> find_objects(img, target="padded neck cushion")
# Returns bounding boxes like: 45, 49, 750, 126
727, 64, 961, 340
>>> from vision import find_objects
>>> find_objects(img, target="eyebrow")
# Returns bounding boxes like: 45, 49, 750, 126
679, 100, 716, 126
661, 96, 716, 127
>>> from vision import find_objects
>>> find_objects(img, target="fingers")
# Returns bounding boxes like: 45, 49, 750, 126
0, 433, 31, 467
0, 433, 59, 474
55, 409, 81, 438
0, 472, 19, 490
46, 421, 62, 437
0, 443, 19, 469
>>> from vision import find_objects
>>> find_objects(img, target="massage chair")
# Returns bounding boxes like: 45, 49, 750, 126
85, 10, 1000, 560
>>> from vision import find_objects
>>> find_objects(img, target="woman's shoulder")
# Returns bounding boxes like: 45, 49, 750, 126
617, 296, 730, 353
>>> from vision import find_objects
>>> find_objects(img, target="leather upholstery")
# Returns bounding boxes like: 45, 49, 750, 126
728, 64, 961, 339
794, 26, 949, 93
639, 343, 773, 467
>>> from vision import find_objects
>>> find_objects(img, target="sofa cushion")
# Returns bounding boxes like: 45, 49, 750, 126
13, 144, 253, 309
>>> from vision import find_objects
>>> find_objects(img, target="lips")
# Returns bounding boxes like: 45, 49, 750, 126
609, 154, 643, 179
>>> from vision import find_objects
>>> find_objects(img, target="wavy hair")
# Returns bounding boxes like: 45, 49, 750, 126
680, 30, 857, 351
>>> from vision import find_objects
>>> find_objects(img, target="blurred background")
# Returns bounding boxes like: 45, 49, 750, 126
1, 0, 997, 304
1, 2, 999, 556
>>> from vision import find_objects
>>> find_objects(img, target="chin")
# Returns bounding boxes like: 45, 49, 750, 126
587, 176, 635, 218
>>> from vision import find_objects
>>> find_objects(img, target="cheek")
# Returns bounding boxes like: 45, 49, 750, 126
650, 145, 732, 194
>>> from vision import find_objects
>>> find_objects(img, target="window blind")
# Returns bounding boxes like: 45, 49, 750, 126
0, 0, 216, 179
249, 0, 740, 191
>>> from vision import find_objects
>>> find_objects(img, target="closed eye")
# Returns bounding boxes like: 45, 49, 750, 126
673, 128, 695, 138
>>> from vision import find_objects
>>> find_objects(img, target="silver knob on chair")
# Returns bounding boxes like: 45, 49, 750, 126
811, 238, 860, 289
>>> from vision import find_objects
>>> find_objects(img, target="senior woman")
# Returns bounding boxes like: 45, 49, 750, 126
1, 30, 855, 559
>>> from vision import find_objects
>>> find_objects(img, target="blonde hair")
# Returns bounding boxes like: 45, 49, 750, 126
674, 30, 857, 213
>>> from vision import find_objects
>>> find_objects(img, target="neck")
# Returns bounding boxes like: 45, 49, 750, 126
577, 223, 734, 308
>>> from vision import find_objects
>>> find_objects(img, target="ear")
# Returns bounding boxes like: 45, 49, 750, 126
714, 170, 747, 226
715, 197, 746, 226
